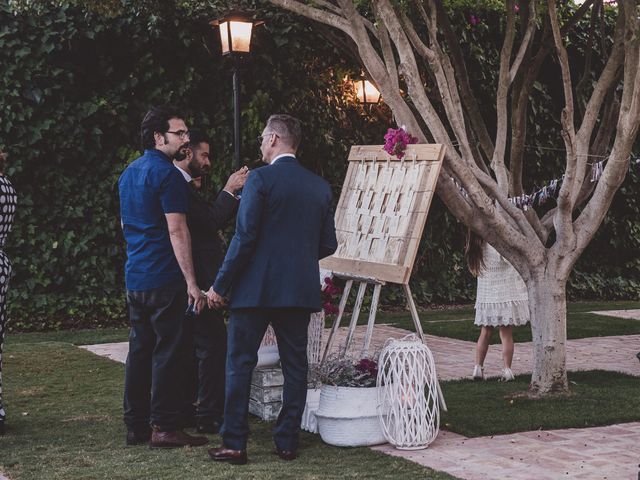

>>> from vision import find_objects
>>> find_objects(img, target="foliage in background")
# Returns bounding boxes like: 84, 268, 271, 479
0, 0, 637, 331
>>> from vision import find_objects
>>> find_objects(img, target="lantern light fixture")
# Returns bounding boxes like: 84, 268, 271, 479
354, 78, 381, 106
210, 11, 262, 56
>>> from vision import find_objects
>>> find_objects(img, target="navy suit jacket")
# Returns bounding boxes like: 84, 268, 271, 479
186, 186, 238, 289
212, 156, 337, 311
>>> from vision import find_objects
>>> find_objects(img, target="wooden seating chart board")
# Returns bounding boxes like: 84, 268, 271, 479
320, 144, 445, 285
319, 144, 447, 411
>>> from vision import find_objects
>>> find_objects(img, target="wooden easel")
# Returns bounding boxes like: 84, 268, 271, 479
321, 275, 425, 362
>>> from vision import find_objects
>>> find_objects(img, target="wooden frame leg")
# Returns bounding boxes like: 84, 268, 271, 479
341, 282, 367, 357
361, 283, 382, 357
403, 283, 447, 411
321, 280, 353, 364
403, 283, 425, 342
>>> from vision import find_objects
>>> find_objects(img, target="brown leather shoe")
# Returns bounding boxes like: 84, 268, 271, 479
208, 446, 248, 465
273, 448, 297, 461
149, 429, 209, 449
126, 429, 151, 446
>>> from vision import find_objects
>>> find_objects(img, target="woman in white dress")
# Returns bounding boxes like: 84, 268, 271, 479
465, 230, 529, 381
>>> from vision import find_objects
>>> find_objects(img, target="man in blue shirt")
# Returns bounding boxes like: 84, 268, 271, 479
119, 105, 207, 449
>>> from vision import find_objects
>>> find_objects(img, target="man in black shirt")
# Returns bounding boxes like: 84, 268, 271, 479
174, 131, 248, 433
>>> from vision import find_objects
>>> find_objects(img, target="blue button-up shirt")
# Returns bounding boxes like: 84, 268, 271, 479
118, 149, 189, 290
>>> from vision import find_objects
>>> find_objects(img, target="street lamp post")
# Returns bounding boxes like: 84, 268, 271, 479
211, 12, 260, 170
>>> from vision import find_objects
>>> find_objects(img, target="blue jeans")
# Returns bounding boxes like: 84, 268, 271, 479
123, 283, 188, 432
222, 308, 311, 451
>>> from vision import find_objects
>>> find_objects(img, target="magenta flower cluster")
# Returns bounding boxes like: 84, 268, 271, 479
383, 127, 418, 159
355, 358, 378, 380
322, 277, 340, 315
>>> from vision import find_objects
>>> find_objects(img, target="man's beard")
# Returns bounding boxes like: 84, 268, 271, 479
188, 157, 207, 178
173, 145, 190, 162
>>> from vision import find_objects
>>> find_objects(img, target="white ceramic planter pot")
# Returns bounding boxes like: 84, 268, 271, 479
315, 385, 386, 447
256, 345, 280, 368
301, 387, 322, 433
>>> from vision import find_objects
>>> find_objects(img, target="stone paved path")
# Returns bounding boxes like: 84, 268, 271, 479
373, 423, 640, 480
426, 333, 640, 380
81, 314, 640, 480
591, 308, 640, 320
81, 325, 640, 381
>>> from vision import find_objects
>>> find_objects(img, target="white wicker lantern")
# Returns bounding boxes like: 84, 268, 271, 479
377, 334, 441, 450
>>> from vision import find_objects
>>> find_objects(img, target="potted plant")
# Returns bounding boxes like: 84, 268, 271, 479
312, 356, 386, 447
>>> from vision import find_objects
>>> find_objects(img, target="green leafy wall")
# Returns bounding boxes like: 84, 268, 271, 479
0, 1, 637, 331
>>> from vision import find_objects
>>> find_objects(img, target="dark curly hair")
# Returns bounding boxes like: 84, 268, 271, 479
140, 105, 184, 149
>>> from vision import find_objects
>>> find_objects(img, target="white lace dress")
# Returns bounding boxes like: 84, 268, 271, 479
474, 243, 529, 327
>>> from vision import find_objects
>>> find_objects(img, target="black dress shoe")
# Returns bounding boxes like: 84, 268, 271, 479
208, 445, 248, 465
149, 429, 208, 449
273, 448, 297, 461
126, 429, 151, 445
196, 419, 222, 434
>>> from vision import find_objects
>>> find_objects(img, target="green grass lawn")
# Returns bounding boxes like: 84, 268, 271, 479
376, 300, 640, 343
0, 339, 455, 480
441, 370, 640, 437
9, 300, 640, 348
9, 328, 129, 346
2, 327, 639, 478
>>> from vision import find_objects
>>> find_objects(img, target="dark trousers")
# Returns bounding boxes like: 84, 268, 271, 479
222, 308, 310, 452
123, 283, 187, 432
182, 308, 227, 423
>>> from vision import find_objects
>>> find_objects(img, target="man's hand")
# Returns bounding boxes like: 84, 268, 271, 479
188, 283, 206, 314
223, 166, 249, 195
205, 286, 227, 309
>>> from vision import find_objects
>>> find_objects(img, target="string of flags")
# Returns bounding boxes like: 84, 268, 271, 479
452, 154, 640, 211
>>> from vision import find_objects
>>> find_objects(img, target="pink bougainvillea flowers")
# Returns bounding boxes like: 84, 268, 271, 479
383, 127, 419, 159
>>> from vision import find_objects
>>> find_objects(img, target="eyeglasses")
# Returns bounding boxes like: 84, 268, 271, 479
257, 132, 279, 146
166, 130, 190, 139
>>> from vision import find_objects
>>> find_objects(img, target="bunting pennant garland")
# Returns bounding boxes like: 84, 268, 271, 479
452, 154, 639, 211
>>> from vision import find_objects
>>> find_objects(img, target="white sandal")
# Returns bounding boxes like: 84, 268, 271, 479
501, 367, 515, 382
472, 364, 484, 380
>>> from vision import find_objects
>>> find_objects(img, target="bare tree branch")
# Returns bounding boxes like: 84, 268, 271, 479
571, 0, 640, 276
508, 0, 537, 83
548, 0, 578, 249
269, 0, 352, 32
491, 0, 518, 193
433, 1, 494, 163
372, 2, 399, 91
576, 7, 625, 147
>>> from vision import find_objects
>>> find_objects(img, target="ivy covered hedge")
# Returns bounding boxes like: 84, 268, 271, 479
0, 1, 637, 331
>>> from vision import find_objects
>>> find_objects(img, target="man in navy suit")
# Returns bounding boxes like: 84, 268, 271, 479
206, 114, 337, 464
172, 131, 248, 434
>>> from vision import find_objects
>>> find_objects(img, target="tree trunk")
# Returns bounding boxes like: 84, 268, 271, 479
528, 271, 569, 394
